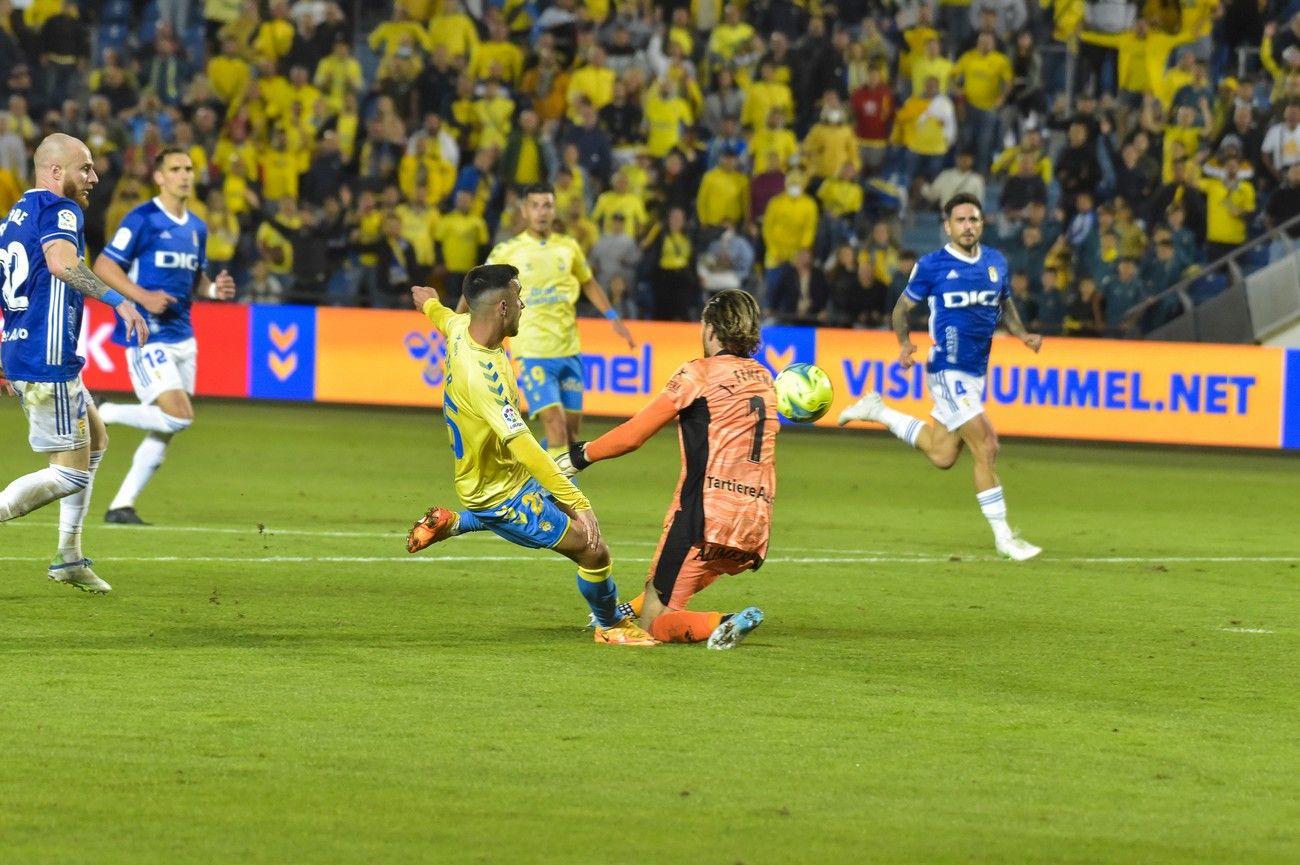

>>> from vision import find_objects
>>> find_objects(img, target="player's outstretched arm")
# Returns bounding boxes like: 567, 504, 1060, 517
91, 252, 175, 315
561, 393, 679, 477
45, 239, 149, 342
412, 285, 456, 335
581, 278, 635, 348
891, 294, 919, 368
999, 295, 1043, 353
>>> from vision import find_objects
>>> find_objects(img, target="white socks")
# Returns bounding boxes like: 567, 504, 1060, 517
878, 405, 926, 448
99, 403, 192, 434
110, 434, 170, 510
59, 450, 104, 561
0, 465, 90, 522
977, 486, 1013, 543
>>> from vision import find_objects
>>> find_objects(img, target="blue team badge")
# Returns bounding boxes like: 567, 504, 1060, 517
192, 230, 199, 248
405, 330, 448, 387
988, 266, 999, 283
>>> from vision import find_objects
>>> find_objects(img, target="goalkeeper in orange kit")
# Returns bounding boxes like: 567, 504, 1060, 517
558, 289, 776, 650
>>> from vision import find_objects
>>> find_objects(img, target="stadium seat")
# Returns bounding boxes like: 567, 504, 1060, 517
101, 0, 134, 26
1187, 271, 1229, 306
135, 1, 161, 44
95, 24, 131, 63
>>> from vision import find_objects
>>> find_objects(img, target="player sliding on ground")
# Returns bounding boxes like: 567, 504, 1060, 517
838, 192, 1043, 561
405, 265, 655, 646
556, 289, 773, 650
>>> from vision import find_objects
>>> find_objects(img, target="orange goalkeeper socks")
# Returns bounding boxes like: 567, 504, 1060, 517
648, 610, 724, 644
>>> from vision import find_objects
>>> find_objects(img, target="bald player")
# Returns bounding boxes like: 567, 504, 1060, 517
0, 134, 151, 593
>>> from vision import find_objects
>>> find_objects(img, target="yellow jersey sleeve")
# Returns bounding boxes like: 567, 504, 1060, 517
422, 296, 458, 335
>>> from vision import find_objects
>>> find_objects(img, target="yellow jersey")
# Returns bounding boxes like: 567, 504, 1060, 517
591, 191, 649, 236
953, 50, 1011, 111
487, 232, 593, 359
436, 211, 489, 272
425, 302, 533, 511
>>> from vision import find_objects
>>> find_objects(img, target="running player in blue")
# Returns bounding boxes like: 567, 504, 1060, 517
92, 147, 237, 525
838, 192, 1043, 560
0, 133, 150, 592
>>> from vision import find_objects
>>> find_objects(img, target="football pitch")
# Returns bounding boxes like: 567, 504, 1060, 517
1, 400, 1296, 865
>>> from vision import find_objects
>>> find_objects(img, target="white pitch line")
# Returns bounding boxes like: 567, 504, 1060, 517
2, 521, 913, 557
1218, 627, 1275, 634
0, 554, 1297, 565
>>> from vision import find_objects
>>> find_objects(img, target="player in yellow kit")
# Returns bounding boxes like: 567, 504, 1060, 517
480, 182, 633, 461
406, 264, 654, 646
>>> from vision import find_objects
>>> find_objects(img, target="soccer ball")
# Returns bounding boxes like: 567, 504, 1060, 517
774, 363, 834, 423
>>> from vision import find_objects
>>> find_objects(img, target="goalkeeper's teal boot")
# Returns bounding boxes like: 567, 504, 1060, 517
707, 606, 764, 650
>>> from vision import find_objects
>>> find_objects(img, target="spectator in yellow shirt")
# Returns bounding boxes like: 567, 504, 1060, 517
761, 174, 819, 295
566, 46, 616, 121
817, 161, 865, 251
207, 35, 252, 111
707, 3, 756, 64
399, 137, 457, 206
591, 170, 650, 236
990, 126, 1052, 185
427, 0, 479, 61
802, 100, 861, 180
697, 147, 750, 229
749, 108, 798, 177
471, 17, 526, 85
643, 78, 694, 158
397, 187, 441, 270
259, 128, 302, 201
314, 39, 364, 115
204, 190, 240, 272
435, 190, 491, 305
953, 33, 1011, 173
1079, 19, 1195, 124
368, 7, 432, 56
252, 0, 295, 65
562, 198, 599, 253
256, 197, 300, 287
910, 37, 954, 100
741, 61, 794, 130
474, 81, 516, 151
1199, 154, 1255, 260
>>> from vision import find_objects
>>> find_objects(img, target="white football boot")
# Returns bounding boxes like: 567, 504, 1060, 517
48, 557, 112, 593
837, 391, 885, 426
995, 535, 1042, 561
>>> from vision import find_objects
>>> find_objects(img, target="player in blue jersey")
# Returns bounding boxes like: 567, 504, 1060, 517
838, 193, 1044, 560
0, 133, 150, 592
92, 147, 237, 525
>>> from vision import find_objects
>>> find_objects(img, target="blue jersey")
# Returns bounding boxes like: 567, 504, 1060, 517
0, 190, 87, 383
102, 198, 208, 347
904, 243, 1010, 376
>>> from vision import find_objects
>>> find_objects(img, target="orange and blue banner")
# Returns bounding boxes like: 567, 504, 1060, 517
73, 304, 1300, 450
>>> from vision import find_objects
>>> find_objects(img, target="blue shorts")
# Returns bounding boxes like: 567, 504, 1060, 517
470, 478, 571, 549
520, 356, 584, 416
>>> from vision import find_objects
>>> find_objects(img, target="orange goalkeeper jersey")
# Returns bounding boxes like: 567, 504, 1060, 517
587, 353, 779, 565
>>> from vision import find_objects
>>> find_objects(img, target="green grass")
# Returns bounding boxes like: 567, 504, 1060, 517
0, 400, 1297, 864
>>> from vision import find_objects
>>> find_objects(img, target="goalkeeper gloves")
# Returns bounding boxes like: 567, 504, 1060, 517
554, 441, 591, 478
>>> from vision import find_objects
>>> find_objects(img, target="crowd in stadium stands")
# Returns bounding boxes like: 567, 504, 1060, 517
1, 0, 1299, 337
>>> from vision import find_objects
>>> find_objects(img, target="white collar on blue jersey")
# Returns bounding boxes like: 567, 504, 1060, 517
153, 197, 190, 225
943, 242, 982, 264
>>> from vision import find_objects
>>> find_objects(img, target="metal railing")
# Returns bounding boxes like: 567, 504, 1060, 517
1120, 212, 1300, 341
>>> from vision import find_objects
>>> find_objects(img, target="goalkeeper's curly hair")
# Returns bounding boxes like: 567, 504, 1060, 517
702, 288, 762, 358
